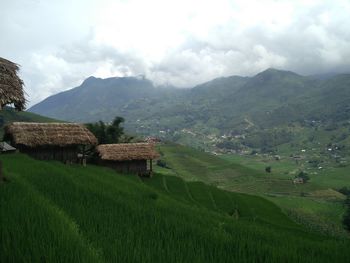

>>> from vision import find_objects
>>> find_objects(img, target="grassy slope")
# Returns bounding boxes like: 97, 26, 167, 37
0, 107, 60, 137
1, 154, 349, 262
0, 107, 58, 123
156, 143, 349, 237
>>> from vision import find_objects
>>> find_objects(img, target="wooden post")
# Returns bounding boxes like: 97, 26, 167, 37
0, 160, 3, 183
82, 145, 86, 167
149, 159, 153, 177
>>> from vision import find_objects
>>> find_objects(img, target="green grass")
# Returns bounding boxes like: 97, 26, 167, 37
156, 143, 350, 237
1, 153, 350, 262
156, 143, 300, 194
267, 195, 347, 237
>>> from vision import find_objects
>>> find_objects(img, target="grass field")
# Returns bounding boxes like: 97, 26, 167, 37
156, 143, 350, 237
1, 153, 350, 262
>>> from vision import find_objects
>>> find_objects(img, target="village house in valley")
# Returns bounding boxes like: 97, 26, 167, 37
96, 143, 159, 177
4, 122, 97, 163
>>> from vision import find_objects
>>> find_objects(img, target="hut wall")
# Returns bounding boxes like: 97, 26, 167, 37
17, 145, 79, 163
100, 159, 148, 175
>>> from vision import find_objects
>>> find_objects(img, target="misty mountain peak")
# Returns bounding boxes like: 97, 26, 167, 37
253, 68, 301, 82
81, 76, 100, 86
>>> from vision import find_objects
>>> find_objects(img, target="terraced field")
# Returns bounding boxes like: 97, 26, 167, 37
1, 153, 349, 262
155, 143, 349, 237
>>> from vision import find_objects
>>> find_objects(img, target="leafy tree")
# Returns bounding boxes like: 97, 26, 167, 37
156, 159, 168, 168
86, 116, 133, 144
296, 171, 310, 182
265, 166, 272, 173
338, 187, 350, 196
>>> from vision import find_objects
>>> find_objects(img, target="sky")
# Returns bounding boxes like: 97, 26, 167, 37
1, 0, 350, 107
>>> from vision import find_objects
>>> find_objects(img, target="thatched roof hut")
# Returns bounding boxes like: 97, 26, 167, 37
5, 122, 98, 147
96, 143, 159, 176
97, 143, 159, 161
0, 57, 26, 110
4, 122, 98, 163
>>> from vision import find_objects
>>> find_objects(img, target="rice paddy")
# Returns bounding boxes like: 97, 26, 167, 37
155, 143, 350, 236
1, 153, 350, 262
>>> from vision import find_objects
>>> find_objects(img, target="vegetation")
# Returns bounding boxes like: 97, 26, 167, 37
1, 153, 349, 262
340, 188, 350, 232
0, 107, 58, 137
155, 143, 350, 237
344, 197, 350, 232
85, 116, 133, 144
265, 166, 272, 173
296, 171, 310, 183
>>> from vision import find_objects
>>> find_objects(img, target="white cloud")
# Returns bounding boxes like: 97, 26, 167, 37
1, 0, 350, 106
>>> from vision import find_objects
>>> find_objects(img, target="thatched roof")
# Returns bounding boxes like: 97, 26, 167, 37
97, 143, 160, 161
0, 57, 26, 110
4, 122, 98, 147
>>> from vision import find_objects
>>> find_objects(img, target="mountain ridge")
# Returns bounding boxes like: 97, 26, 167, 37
28, 68, 350, 151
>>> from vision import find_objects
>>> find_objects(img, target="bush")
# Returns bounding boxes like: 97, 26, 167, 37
338, 187, 350, 196
343, 197, 350, 232
265, 166, 272, 173
156, 159, 169, 168
296, 171, 310, 182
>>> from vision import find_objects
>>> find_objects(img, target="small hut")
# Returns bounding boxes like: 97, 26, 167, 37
4, 122, 97, 163
96, 143, 160, 177
0, 57, 26, 110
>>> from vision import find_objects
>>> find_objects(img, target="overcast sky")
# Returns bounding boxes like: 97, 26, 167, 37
1, 0, 350, 107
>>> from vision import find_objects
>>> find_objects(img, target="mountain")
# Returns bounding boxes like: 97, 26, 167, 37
28, 69, 350, 152
29, 76, 164, 122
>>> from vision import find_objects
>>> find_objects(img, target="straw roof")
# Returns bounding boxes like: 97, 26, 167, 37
4, 122, 98, 147
0, 57, 26, 110
97, 143, 160, 161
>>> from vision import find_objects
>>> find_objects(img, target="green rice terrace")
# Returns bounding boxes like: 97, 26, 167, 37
1, 153, 350, 262
155, 143, 350, 237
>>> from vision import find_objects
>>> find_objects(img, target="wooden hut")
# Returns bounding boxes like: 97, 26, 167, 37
0, 57, 26, 110
96, 143, 160, 177
4, 122, 97, 163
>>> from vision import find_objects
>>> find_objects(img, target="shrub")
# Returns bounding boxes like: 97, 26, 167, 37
156, 159, 169, 168
265, 166, 272, 173
296, 171, 310, 182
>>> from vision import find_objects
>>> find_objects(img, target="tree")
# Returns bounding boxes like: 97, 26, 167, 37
265, 166, 272, 173
296, 171, 310, 182
86, 116, 133, 144
107, 117, 125, 143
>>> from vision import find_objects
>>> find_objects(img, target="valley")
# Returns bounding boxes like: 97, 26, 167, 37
155, 143, 349, 237
28, 69, 350, 161
2, 1, 350, 261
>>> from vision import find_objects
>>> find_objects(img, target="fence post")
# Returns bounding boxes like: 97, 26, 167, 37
0, 160, 3, 183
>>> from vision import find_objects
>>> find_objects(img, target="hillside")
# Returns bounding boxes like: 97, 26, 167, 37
28, 69, 350, 155
0, 107, 59, 137
1, 153, 349, 262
